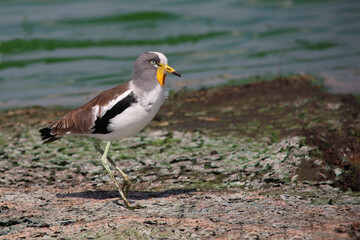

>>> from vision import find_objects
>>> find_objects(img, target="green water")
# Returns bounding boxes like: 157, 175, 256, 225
0, 0, 359, 108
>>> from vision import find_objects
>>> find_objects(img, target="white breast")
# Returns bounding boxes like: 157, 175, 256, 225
93, 83, 165, 141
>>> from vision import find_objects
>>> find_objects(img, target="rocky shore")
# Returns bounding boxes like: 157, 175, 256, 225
0, 75, 359, 239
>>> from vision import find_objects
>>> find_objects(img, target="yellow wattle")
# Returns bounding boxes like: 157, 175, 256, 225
157, 64, 165, 87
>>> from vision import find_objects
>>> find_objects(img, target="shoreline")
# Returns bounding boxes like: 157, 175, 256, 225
0, 75, 359, 239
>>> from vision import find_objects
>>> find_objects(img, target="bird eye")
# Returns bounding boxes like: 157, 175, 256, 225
150, 60, 157, 65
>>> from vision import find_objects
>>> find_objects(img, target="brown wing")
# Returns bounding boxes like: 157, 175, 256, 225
39, 82, 130, 143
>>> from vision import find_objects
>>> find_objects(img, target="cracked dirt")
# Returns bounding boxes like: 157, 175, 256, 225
1, 75, 359, 239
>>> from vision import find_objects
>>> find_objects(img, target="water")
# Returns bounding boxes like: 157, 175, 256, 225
1, 0, 359, 108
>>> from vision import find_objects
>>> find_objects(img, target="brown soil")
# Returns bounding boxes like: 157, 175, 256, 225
156, 75, 360, 191
0, 75, 359, 239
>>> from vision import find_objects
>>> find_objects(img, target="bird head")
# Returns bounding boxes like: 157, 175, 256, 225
133, 52, 181, 88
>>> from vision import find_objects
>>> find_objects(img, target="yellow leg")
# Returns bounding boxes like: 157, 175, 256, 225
114, 165, 131, 197
94, 141, 131, 196
96, 141, 142, 209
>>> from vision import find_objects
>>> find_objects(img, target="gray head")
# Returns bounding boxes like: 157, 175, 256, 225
132, 51, 181, 92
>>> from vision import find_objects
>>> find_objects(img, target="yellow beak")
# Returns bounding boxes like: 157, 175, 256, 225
157, 64, 182, 87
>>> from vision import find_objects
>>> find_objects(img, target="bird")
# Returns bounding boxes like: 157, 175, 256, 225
39, 51, 181, 209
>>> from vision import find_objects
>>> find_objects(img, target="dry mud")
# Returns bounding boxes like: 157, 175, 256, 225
0, 75, 359, 239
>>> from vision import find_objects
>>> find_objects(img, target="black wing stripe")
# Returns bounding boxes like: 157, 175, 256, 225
92, 92, 137, 134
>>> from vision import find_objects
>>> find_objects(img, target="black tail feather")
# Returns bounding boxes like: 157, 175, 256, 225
39, 127, 60, 144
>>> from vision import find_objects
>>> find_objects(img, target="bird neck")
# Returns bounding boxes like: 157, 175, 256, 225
132, 70, 160, 93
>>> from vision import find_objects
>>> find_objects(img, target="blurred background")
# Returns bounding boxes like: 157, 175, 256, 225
0, 0, 359, 108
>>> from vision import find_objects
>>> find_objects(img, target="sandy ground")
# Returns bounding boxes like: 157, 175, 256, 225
1, 185, 359, 239
0, 75, 359, 239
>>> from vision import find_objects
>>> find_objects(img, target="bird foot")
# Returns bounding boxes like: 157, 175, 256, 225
120, 197, 146, 210
124, 202, 146, 210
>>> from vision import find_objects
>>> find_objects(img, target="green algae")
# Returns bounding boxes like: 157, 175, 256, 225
0, 76, 358, 195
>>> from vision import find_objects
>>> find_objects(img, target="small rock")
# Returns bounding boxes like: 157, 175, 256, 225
210, 150, 218, 155
245, 232, 260, 240
0, 219, 20, 227
334, 168, 343, 176
60, 220, 75, 226
313, 159, 323, 166
290, 237, 304, 240
334, 226, 347, 233
143, 220, 157, 225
